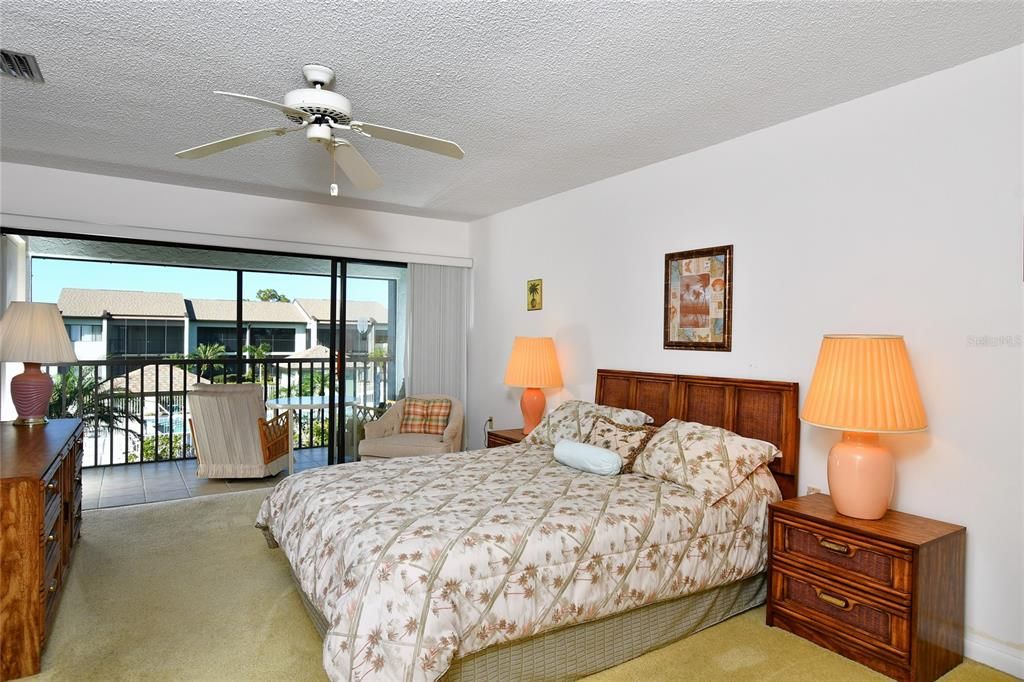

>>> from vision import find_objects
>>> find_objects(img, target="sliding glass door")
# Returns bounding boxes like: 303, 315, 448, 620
333, 261, 407, 463
4, 229, 407, 472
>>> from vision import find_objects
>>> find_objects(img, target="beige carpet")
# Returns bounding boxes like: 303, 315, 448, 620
37, 489, 1013, 681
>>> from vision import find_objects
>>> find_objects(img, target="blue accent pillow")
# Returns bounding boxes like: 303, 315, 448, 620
553, 440, 622, 476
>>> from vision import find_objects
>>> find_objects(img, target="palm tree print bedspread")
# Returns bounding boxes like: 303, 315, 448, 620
256, 442, 780, 681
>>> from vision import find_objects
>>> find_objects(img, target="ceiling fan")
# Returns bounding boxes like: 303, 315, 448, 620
174, 63, 464, 194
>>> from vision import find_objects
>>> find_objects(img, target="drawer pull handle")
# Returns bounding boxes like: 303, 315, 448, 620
46, 533, 56, 543
46, 482, 58, 492
48, 581, 58, 594
816, 590, 850, 610
818, 537, 850, 555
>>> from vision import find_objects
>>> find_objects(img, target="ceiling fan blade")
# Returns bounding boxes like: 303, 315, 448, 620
175, 126, 302, 159
214, 91, 312, 122
332, 141, 383, 191
349, 121, 464, 159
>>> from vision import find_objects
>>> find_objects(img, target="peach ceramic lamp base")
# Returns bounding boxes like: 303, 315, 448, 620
827, 432, 893, 520
519, 387, 546, 434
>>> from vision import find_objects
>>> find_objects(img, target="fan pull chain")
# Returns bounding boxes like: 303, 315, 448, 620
330, 143, 339, 197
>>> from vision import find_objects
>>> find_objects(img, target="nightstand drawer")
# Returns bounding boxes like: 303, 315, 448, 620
487, 429, 526, 447
772, 564, 910, 657
773, 514, 913, 598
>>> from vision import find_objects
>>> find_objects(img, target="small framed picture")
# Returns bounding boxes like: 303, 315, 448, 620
527, 279, 543, 311
664, 245, 733, 351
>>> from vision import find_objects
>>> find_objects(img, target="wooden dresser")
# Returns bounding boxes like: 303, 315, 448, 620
767, 494, 965, 682
0, 419, 85, 681
486, 428, 527, 448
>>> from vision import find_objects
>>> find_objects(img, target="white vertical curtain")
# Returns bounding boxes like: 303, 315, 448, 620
405, 263, 469, 403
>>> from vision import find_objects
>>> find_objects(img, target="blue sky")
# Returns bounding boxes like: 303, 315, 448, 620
32, 258, 389, 304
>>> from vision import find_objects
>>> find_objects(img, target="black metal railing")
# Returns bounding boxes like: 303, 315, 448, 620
44, 355, 392, 468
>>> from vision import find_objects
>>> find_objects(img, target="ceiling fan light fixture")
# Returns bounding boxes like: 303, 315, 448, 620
175, 63, 464, 192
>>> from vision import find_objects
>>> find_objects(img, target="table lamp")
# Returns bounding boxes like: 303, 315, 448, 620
0, 302, 78, 426
801, 334, 927, 519
504, 336, 563, 434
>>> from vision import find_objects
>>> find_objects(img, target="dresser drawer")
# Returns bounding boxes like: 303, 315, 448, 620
772, 564, 910, 657
42, 519, 62, 587
772, 513, 913, 599
42, 568, 61, 643
43, 463, 63, 512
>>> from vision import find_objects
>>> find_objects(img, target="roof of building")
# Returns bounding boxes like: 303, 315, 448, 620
58, 288, 185, 318
295, 299, 388, 324
189, 299, 307, 323
287, 344, 332, 359
105, 364, 210, 395
56, 289, 387, 325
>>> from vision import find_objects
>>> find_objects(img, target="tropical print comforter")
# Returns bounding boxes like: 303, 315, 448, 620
255, 441, 781, 681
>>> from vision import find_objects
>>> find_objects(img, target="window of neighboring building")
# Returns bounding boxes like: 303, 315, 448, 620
249, 327, 295, 353
107, 320, 185, 357
65, 323, 102, 342
196, 326, 239, 353
374, 326, 388, 351
345, 325, 369, 355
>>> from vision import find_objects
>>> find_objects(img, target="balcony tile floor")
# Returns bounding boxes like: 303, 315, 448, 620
82, 448, 331, 510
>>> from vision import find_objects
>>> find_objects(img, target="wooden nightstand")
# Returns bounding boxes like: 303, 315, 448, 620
486, 428, 526, 448
766, 494, 965, 682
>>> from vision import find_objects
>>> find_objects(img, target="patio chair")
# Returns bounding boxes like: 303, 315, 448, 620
187, 384, 289, 478
358, 394, 464, 460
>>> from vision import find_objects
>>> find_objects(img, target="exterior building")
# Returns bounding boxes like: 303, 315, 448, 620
189, 299, 307, 356
294, 298, 389, 355
55, 288, 390, 360
57, 289, 188, 365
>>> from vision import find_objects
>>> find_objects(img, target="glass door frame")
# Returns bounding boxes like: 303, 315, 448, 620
325, 257, 407, 466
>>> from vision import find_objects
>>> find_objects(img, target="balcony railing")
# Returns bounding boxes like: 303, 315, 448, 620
44, 356, 392, 468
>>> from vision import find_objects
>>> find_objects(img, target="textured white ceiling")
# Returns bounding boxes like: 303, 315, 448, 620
1, 1, 1020, 220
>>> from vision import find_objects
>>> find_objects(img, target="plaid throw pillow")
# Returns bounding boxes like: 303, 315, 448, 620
399, 398, 452, 436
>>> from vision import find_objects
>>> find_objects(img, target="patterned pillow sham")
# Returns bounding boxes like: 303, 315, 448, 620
633, 419, 781, 505
585, 416, 659, 473
399, 398, 452, 436
525, 400, 653, 446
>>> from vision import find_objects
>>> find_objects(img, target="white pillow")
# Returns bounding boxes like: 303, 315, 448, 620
553, 440, 622, 476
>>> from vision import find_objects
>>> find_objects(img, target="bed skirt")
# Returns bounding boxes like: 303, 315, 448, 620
291, 569, 766, 681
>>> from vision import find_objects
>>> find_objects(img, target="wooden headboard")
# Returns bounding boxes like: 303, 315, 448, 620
595, 369, 800, 499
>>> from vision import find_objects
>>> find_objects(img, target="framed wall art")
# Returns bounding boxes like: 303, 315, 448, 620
527, 279, 543, 311
664, 244, 733, 351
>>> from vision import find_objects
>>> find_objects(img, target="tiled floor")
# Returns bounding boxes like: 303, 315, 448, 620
82, 448, 330, 510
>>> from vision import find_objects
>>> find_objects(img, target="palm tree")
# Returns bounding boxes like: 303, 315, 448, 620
48, 367, 141, 438
190, 343, 225, 380
242, 342, 270, 382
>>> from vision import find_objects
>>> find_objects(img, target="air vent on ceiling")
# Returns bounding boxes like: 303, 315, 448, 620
0, 49, 44, 83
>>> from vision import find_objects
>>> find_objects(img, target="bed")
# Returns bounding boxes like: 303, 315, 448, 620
256, 370, 800, 681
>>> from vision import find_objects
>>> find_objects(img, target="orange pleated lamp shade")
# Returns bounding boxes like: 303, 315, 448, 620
504, 337, 563, 388
801, 335, 927, 433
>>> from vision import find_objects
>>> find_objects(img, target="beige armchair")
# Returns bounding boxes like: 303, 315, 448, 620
187, 384, 289, 478
358, 394, 464, 460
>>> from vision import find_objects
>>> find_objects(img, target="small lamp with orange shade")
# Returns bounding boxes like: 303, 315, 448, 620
504, 337, 563, 434
801, 334, 927, 520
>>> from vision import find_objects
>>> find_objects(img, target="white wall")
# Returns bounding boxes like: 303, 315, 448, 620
468, 47, 1023, 675
0, 163, 471, 267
